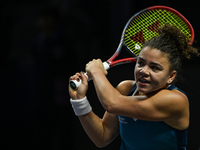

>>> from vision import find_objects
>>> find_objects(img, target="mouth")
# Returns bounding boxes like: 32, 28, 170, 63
138, 78, 151, 84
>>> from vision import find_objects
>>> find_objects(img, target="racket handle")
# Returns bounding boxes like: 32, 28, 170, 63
70, 62, 110, 90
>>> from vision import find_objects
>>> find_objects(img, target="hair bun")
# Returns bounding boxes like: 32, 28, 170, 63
158, 23, 197, 59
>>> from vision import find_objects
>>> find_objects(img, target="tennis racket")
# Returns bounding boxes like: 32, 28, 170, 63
70, 5, 194, 90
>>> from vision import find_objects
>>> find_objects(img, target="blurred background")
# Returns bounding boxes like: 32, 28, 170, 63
1, 0, 200, 149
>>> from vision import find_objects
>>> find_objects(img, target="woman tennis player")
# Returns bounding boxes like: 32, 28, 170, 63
69, 24, 199, 149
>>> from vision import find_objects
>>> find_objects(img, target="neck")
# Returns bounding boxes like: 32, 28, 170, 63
139, 92, 145, 95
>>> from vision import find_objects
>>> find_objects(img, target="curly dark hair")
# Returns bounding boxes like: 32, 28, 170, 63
143, 23, 199, 83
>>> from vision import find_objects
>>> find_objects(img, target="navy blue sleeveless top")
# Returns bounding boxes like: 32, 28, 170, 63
119, 84, 188, 150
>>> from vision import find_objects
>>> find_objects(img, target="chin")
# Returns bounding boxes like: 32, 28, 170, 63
137, 83, 149, 90
137, 88, 149, 94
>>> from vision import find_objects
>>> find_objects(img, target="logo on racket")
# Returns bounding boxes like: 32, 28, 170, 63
135, 44, 141, 50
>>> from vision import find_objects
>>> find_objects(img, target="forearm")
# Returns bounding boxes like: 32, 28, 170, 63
69, 69, 117, 147
70, 96, 118, 147
91, 71, 121, 112
78, 111, 108, 147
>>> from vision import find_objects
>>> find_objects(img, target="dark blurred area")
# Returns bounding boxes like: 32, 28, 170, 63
0, 0, 199, 149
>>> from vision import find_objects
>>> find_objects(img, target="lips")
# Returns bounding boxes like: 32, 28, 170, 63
138, 78, 150, 84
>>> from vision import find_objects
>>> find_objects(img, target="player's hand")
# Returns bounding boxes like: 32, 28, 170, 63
86, 59, 108, 78
69, 72, 88, 100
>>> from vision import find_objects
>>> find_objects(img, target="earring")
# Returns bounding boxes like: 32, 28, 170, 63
168, 80, 171, 84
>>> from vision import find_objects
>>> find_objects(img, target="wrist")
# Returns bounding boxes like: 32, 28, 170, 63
70, 96, 92, 116
90, 69, 105, 79
73, 95, 86, 100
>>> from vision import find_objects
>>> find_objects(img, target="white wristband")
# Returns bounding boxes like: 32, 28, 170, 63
70, 96, 92, 116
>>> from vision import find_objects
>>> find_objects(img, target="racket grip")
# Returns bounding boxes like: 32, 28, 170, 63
70, 61, 110, 90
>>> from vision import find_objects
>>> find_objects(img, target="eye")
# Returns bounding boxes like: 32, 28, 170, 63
137, 60, 145, 66
151, 66, 160, 71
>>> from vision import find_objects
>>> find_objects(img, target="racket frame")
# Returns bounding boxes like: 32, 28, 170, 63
70, 5, 195, 90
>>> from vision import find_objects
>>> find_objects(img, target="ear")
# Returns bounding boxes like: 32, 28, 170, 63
167, 70, 177, 84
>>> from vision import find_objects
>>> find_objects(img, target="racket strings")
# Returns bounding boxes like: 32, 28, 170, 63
124, 9, 192, 56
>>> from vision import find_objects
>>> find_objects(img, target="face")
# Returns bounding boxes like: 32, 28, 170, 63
134, 46, 176, 94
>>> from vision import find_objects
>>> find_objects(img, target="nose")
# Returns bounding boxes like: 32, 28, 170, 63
140, 66, 149, 75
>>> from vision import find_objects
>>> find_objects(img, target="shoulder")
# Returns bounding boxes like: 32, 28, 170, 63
116, 80, 135, 96
154, 89, 189, 130
151, 89, 188, 109
149, 89, 189, 123
161, 89, 187, 103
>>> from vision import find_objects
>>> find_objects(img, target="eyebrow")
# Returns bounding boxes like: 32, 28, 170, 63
138, 57, 163, 68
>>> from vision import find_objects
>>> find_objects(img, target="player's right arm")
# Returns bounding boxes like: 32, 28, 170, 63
69, 72, 119, 148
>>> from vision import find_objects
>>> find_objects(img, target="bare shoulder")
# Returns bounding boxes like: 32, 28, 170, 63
152, 89, 189, 109
151, 89, 189, 127
155, 89, 189, 130
116, 80, 135, 96
163, 89, 187, 103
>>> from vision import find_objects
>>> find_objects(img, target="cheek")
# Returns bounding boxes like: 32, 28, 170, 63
134, 67, 140, 79
152, 73, 168, 85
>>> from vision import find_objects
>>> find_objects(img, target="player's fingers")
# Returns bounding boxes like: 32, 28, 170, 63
81, 72, 88, 85
97, 58, 102, 62
104, 70, 108, 75
75, 72, 81, 77
69, 72, 81, 81
96, 59, 108, 75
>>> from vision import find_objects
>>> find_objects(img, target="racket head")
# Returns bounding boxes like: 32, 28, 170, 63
122, 6, 194, 56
